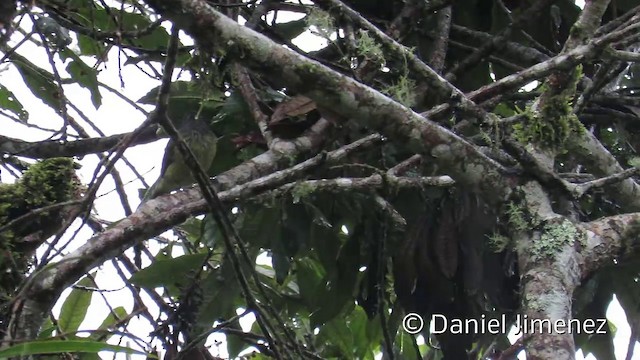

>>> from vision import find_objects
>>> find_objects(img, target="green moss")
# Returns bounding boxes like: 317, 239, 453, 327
21, 158, 77, 208
513, 66, 585, 150
505, 202, 538, 233
0, 158, 79, 299
293, 60, 342, 99
381, 48, 416, 108
382, 74, 416, 108
0, 157, 78, 238
297, 61, 319, 75
355, 30, 385, 64
488, 232, 511, 252
531, 219, 584, 260
306, 8, 334, 40
388, 77, 415, 107
291, 181, 315, 203
629, 157, 640, 169
569, 24, 585, 41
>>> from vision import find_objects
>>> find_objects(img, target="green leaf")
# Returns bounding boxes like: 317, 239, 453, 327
271, 251, 290, 284
38, 318, 55, 339
309, 224, 362, 325
225, 320, 247, 358
238, 205, 282, 248
201, 214, 221, 248
310, 222, 340, 280
0, 84, 28, 121
61, 49, 102, 108
77, 353, 102, 360
0, 340, 152, 357
194, 246, 261, 331
272, 17, 309, 40
95, 306, 128, 334
573, 271, 616, 360
129, 252, 209, 290
316, 317, 354, 357
255, 263, 301, 298
365, 313, 383, 350
118, 11, 172, 50
67, 3, 174, 55
214, 91, 253, 133
58, 275, 94, 333
281, 202, 311, 255
195, 269, 239, 328
492, 102, 516, 118
578, 326, 615, 360
138, 81, 223, 105
295, 257, 326, 309
77, 34, 107, 57
10, 54, 62, 112
629, 157, 640, 169
138, 81, 224, 122
395, 330, 420, 359
179, 217, 206, 246
349, 307, 376, 359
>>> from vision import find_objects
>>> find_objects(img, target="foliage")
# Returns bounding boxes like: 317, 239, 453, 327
382, 73, 416, 109
355, 30, 385, 65
0, 158, 79, 308
513, 66, 585, 150
2, 0, 640, 360
305, 7, 334, 40
0, 340, 151, 358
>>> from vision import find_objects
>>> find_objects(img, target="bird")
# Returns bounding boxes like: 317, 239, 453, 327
143, 114, 218, 201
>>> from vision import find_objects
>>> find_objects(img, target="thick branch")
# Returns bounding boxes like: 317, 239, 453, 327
568, 132, 640, 210
142, 0, 517, 203
581, 213, 640, 277
5, 120, 348, 341
515, 2, 612, 359
515, 182, 582, 360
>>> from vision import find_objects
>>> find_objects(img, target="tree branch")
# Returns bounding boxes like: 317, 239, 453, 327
0, 128, 158, 158
5, 126, 369, 341
142, 0, 517, 203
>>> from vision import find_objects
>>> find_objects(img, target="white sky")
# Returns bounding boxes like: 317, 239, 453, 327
0, 1, 637, 359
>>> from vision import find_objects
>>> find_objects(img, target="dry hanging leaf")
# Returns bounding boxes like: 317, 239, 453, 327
270, 95, 317, 124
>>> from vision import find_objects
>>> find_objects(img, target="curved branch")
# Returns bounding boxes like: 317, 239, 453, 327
4, 117, 333, 341
0, 127, 158, 158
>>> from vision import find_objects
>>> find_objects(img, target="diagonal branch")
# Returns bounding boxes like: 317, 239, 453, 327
143, 0, 517, 203
312, 0, 488, 120
4, 123, 366, 343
